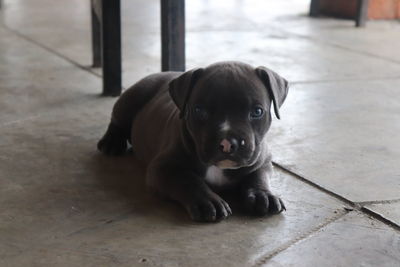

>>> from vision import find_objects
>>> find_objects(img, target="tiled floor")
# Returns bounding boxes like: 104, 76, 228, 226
0, 0, 399, 266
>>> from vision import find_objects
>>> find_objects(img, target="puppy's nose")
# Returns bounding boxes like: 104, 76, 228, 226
219, 138, 239, 154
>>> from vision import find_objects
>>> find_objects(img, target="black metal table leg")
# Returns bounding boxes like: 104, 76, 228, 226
101, 0, 122, 96
309, 0, 320, 17
91, 0, 102, 68
161, 0, 185, 72
356, 0, 369, 27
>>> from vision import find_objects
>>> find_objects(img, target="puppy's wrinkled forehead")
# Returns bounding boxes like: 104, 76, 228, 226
191, 63, 269, 106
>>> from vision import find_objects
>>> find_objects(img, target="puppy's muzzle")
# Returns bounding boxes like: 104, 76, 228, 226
219, 137, 246, 154
212, 135, 250, 169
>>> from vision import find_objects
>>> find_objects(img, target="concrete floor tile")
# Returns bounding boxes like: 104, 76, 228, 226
4, 0, 400, 89
2, 0, 164, 88
1, 0, 399, 265
0, 243, 138, 267
365, 202, 400, 227
2, 0, 94, 66
0, 99, 345, 266
185, 31, 400, 83
0, 25, 101, 125
265, 211, 400, 267
2, 0, 308, 65
284, 18, 400, 63
269, 80, 400, 203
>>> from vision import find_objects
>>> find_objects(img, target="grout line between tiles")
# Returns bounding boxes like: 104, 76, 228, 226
187, 19, 400, 67
1, 24, 102, 79
361, 206, 400, 231
0, 22, 121, 128
358, 198, 400, 205
2, 21, 400, 87
288, 32, 400, 66
290, 75, 400, 85
273, 162, 400, 232
188, 19, 400, 67
0, 10, 102, 80
1, 24, 131, 93
253, 210, 349, 266
273, 162, 357, 207
263, 19, 400, 66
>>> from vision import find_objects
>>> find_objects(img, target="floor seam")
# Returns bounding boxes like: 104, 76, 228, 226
273, 162, 356, 207
273, 162, 400, 232
3, 20, 400, 87
1, 24, 102, 79
357, 199, 400, 205
290, 75, 400, 85
252, 210, 349, 266
0, 22, 117, 129
361, 207, 400, 231
1, 23, 131, 94
271, 20, 400, 66
292, 33, 400, 65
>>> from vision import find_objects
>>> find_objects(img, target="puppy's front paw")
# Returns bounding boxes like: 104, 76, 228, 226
242, 189, 286, 216
186, 194, 232, 222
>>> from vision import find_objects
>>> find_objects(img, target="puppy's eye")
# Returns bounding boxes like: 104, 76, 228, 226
250, 107, 264, 119
193, 106, 209, 120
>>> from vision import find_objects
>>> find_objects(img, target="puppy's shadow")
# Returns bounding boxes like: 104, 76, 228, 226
90, 151, 187, 224
90, 151, 272, 224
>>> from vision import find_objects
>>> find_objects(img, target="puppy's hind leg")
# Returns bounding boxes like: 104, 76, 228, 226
97, 122, 128, 155
98, 72, 175, 155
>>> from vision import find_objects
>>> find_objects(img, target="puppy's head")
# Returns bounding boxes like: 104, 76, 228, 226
169, 61, 289, 169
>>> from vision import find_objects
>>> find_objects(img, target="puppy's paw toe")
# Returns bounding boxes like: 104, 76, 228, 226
187, 196, 232, 222
267, 194, 286, 214
242, 189, 286, 216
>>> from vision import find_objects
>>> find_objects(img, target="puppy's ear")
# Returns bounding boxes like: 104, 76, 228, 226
255, 67, 289, 119
169, 68, 204, 118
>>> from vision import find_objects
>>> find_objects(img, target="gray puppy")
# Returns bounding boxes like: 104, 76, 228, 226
98, 61, 289, 222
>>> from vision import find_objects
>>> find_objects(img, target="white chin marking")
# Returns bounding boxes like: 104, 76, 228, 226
216, 160, 240, 170
220, 121, 230, 132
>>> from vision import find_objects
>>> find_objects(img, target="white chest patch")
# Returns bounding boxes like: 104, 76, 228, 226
204, 166, 230, 186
